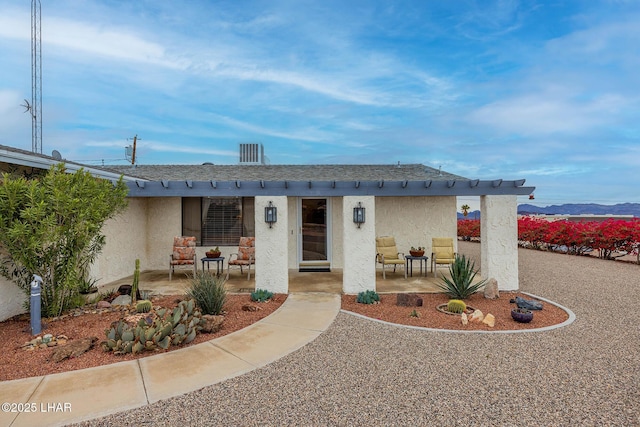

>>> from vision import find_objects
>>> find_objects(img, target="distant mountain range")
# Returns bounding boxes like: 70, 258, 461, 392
458, 203, 640, 219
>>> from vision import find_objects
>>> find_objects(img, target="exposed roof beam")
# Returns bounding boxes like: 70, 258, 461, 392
125, 179, 535, 197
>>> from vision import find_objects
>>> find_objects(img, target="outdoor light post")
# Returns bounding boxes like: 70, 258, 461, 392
30, 274, 43, 335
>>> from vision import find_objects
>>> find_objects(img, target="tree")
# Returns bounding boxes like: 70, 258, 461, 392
0, 164, 128, 317
461, 204, 470, 217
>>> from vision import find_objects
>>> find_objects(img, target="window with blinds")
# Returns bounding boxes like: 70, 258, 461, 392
182, 197, 255, 246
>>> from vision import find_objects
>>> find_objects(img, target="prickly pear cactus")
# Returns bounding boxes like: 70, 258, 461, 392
101, 298, 205, 355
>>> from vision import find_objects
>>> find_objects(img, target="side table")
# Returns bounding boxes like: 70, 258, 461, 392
404, 255, 428, 277
201, 257, 225, 276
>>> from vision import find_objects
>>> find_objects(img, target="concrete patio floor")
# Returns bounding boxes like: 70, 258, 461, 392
99, 267, 448, 296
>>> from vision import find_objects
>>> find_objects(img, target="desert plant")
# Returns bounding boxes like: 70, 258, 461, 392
131, 259, 140, 304
436, 255, 487, 299
356, 290, 380, 304
0, 164, 128, 317
409, 309, 420, 318
136, 300, 152, 313
251, 288, 274, 303
446, 299, 467, 314
102, 299, 204, 355
186, 272, 227, 315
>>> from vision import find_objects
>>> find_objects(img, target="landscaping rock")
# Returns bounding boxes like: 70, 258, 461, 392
461, 312, 468, 325
484, 278, 499, 299
469, 309, 484, 323
51, 337, 98, 363
242, 304, 262, 312
515, 296, 543, 310
482, 313, 495, 327
96, 300, 112, 309
201, 315, 224, 333
396, 293, 423, 307
117, 284, 141, 300
111, 295, 132, 306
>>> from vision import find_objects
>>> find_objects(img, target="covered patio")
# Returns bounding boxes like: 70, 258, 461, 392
100, 268, 450, 296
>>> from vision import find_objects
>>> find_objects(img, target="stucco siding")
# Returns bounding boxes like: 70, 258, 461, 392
90, 198, 148, 285
343, 196, 376, 293
481, 195, 518, 290
375, 196, 457, 259
0, 277, 26, 321
255, 196, 289, 293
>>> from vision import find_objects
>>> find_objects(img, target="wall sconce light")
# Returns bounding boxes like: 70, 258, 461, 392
265, 201, 277, 228
353, 202, 366, 228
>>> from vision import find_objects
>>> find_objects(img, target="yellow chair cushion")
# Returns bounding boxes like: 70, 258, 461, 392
376, 236, 402, 262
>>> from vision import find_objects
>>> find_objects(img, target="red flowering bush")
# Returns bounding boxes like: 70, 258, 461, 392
458, 217, 640, 263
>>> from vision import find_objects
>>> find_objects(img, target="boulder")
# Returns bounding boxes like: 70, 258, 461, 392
482, 313, 496, 327
242, 304, 261, 312
515, 296, 543, 310
396, 293, 423, 307
111, 294, 132, 306
483, 278, 499, 299
117, 284, 141, 300
96, 300, 111, 309
461, 312, 468, 325
51, 337, 98, 363
201, 315, 224, 333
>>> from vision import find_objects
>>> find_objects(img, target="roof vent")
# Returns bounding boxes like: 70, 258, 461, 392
239, 143, 265, 164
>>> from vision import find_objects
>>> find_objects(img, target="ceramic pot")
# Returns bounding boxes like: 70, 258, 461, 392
511, 308, 533, 323
206, 251, 221, 258
409, 250, 425, 257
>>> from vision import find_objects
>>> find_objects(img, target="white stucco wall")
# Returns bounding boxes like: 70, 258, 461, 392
342, 195, 376, 293
0, 276, 26, 321
331, 197, 344, 269
90, 198, 149, 285
375, 196, 457, 260
480, 195, 519, 291
255, 196, 289, 293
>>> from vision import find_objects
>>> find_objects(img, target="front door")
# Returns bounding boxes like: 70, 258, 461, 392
298, 198, 331, 271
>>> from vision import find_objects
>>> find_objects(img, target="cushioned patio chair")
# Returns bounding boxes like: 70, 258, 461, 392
169, 236, 197, 280
227, 237, 255, 280
376, 236, 406, 279
431, 237, 456, 277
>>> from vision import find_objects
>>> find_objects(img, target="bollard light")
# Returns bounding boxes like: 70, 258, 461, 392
30, 274, 43, 335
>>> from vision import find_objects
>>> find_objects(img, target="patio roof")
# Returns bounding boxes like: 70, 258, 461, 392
126, 178, 534, 197
103, 163, 535, 198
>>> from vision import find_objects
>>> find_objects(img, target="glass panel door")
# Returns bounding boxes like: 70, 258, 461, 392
301, 198, 328, 262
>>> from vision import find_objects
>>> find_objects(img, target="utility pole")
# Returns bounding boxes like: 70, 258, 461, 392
31, 0, 42, 153
131, 134, 137, 165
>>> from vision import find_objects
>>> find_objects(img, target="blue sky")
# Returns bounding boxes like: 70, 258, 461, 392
0, 0, 638, 210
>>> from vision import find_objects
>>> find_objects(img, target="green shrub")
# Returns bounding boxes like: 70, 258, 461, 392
356, 290, 380, 304
186, 272, 227, 315
251, 288, 274, 302
0, 164, 128, 317
436, 255, 487, 299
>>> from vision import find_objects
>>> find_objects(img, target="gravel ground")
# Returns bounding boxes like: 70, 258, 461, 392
76, 242, 640, 427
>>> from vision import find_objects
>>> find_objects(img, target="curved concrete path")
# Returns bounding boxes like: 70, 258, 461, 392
0, 293, 341, 427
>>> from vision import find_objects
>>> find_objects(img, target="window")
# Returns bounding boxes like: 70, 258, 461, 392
182, 197, 255, 246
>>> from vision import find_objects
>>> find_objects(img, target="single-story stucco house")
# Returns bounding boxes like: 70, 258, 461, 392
0, 143, 534, 321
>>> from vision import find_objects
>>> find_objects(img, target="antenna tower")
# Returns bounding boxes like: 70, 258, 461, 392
31, 0, 42, 153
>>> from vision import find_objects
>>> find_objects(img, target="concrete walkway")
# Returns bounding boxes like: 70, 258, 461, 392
0, 293, 340, 427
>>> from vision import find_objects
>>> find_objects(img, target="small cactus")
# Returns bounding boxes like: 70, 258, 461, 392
356, 290, 380, 304
136, 300, 152, 313
251, 288, 274, 302
447, 299, 467, 314
131, 259, 140, 304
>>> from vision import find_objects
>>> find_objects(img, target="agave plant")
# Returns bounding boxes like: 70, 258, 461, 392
436, 255, 487, 299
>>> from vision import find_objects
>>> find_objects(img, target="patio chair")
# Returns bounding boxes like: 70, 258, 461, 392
431, 237, 456, 277
227, 236, 255, 280
169, 236, 197, 280
376, 236, 406, 279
